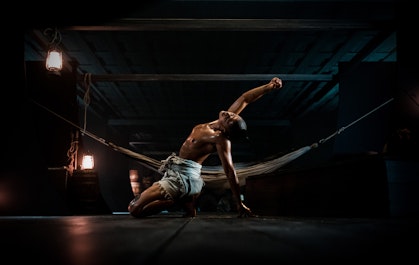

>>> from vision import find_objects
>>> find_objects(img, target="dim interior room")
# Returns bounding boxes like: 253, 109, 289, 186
1, 1, 419, 264
7, 0, 417, 217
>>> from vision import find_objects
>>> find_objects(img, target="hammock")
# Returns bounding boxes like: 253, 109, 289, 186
108, 141, 316, 189
33, 97, 394, 189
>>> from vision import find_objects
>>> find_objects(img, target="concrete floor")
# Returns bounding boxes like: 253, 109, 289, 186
1, 212, 418, 265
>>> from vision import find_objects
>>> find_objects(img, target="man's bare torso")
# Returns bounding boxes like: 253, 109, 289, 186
178, 122, 224, 164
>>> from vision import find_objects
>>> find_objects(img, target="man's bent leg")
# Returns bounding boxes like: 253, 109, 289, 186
128, 184, 170, 218
140, 200, 174, 217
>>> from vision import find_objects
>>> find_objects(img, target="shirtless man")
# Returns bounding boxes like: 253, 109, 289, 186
128, 77, 283, 218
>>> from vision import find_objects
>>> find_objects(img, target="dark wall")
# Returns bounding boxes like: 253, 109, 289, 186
1, 60, 131, 215
334, 62, 397, 156
0, 61, 78, 215
80, 110, 133, 212
396, 2, 419, 135
25, 62, 79, 168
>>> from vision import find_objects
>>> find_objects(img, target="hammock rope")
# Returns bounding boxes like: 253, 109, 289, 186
31, 97, 394, 188
82, 73, 92, 134
318, 97, 394, 145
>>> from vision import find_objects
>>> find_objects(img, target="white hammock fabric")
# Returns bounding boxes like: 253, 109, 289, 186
203, 145, 314, 189
108, 142, 316, 189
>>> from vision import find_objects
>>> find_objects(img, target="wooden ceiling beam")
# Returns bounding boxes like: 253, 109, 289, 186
65, 18, 394, 31
78, 73, 332, 82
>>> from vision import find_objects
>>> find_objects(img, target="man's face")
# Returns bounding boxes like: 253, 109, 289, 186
219, 111, 240, 130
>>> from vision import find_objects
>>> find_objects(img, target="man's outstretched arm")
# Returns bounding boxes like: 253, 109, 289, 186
216, 140, 256, 218
227, 77, 283, 115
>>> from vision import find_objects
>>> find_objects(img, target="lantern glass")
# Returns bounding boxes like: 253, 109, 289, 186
81, 154, 94, 170
46, 48, 62, 71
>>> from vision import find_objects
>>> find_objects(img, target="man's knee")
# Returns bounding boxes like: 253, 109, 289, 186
128, 195, 145, 218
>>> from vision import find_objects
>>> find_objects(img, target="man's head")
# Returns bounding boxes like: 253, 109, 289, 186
219, 111, 249, 141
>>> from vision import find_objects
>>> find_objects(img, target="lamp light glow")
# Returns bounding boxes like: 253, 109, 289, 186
46, 48, 63, 72
81, 154, 94, 170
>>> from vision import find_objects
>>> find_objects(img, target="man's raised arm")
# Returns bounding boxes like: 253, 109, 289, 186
227, 77, 283, 115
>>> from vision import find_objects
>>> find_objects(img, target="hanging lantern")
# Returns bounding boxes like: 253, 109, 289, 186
46, 47, 63, 72
44, 27, 63, 73
81, 153, 94, 170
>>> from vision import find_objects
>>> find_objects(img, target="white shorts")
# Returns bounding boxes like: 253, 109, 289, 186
157, 153, 204, 200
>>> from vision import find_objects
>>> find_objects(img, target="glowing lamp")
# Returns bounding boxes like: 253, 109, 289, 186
46, 48, 63, 72
81, 154, 94, 170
